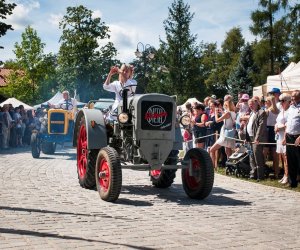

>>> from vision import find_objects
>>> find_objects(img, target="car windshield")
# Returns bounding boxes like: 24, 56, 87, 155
94, 99, 114, 110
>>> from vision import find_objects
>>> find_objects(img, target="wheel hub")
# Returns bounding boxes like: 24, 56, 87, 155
99, 171, 107, 178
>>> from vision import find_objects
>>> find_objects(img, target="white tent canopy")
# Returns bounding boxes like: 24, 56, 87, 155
0, 97, 33, 110
253, 62, 300, 97
179, 97, 202, 111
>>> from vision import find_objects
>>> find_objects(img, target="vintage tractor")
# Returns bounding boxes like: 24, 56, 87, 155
31, 108, 74, 158
73, 89, 214, 202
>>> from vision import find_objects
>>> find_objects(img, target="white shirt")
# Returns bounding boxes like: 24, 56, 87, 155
246, 112, 256, 137
286, 103, 300, 135
103, 80, 137, 111
55, 98, 77, 110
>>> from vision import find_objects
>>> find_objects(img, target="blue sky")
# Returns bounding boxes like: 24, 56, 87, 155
0, 0, 281, 64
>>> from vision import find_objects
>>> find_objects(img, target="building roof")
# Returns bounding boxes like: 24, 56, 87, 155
0, 68, 12, 87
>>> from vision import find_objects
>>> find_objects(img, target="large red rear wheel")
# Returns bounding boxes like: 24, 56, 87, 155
77, 120, 97, 189
182, 148, 214, 199
96, 147, 122, 202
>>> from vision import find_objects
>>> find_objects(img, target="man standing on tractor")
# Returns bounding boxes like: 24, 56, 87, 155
48, 90, 77, 111
103, 64, 137, 112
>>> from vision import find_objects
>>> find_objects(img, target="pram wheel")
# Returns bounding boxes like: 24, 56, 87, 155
225, 167, 230, 175
235, 169, 241, 178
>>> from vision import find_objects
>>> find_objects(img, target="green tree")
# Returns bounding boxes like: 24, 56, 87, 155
287, 3, 300, 62
147, 0, 203, 104
250, 0, 289, 74
0, 0, 16, 47
13, 26, 50, 103
0, 26, 57, 104
227, 43, 257, 101
205, 27, 245, 98
57, 5, 118, 102
0, 0, 16, 64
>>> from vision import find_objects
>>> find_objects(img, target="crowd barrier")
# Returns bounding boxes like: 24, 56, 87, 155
185, 131, 298, 147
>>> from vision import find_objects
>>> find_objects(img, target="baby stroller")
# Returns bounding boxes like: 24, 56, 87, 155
225, 144, 251, 178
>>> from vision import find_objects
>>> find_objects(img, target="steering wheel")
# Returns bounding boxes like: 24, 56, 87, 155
119, 84, 138, 98
59, 101, 74, 110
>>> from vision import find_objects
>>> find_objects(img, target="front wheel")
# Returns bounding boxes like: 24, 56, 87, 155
96, 147, 122, 202
182, 148, 214, 199
31, 133, 40, 158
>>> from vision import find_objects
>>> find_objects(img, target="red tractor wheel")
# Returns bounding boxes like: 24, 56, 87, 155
96, 147, 122, 202
77, 121, 97, 189
182, 148, 214, 199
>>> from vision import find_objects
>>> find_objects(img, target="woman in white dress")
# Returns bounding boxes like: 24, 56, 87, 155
209, 100, 236, 169
274, 93, 291, 184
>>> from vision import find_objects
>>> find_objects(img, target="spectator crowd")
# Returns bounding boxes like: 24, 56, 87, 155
0, 104, 44, 150
180, 88, 300, 187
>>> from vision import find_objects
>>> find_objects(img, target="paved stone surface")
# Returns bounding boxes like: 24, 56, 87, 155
1, 145, 300, 249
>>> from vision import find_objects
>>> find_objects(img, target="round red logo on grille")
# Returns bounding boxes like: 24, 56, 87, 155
145, 105, 168, 126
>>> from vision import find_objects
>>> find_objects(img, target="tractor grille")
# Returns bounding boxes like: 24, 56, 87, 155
49, 112, 66, 134
141, 101, 173, 131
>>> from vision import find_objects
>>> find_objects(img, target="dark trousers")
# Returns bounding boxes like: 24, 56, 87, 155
286, 134, 300, 187
249, 136, 265, 179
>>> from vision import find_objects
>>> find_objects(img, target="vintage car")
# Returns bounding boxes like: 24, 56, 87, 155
73, 88, 214, 202
31, 107, 75, 158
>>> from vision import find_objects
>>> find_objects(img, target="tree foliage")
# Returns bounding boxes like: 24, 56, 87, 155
287, 3, 300, 62
227, 43, 257, 101
147, 0, 204, 104
205, 27, 245, 98
0, 26, 57, 104
0, 0, 16, 46
250, 0, 289, 75
0, 0, 16, 64
57, 5, 118, 102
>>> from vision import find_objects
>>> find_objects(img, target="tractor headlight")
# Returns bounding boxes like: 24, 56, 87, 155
118, 112, 129, 123
180, 115, 191, 126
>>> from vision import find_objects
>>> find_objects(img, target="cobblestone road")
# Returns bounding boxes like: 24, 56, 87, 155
1, 145, 300, 249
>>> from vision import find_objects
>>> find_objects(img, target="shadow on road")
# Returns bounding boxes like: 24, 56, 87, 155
0, 206, 132, 221
0, 227, 155, 250
121, 184, 252, 206
115, 198, 153, 206
0, 147, 31, 155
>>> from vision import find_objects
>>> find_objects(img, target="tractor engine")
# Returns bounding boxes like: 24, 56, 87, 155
117, 94, 176, 169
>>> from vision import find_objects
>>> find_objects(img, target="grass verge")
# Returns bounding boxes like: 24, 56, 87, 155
216, 167, 300, 192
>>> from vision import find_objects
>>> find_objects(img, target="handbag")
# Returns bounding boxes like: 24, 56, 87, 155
224, 112, 236, 139
224, 128, 236, 138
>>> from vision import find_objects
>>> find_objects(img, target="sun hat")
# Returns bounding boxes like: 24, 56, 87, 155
241, 93, 250, 100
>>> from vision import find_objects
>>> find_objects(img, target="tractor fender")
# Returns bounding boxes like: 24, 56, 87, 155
73, 109, 107, 150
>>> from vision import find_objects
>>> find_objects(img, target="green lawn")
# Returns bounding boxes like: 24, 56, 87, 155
216, 166, 300, 192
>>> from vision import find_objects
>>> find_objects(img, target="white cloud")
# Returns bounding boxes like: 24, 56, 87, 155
92, 10, 102, 19
98, 23, 139, 63
48, 13, 63, 27
6, 0, 40, 30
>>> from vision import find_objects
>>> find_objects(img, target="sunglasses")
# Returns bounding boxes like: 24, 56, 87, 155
279, 100, 285, 103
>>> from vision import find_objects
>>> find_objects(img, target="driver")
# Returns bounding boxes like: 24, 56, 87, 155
103, 64, 137, 112
48, 90, 77, 111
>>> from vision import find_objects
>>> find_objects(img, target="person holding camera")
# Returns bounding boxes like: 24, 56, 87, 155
103, 64, 137, 112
